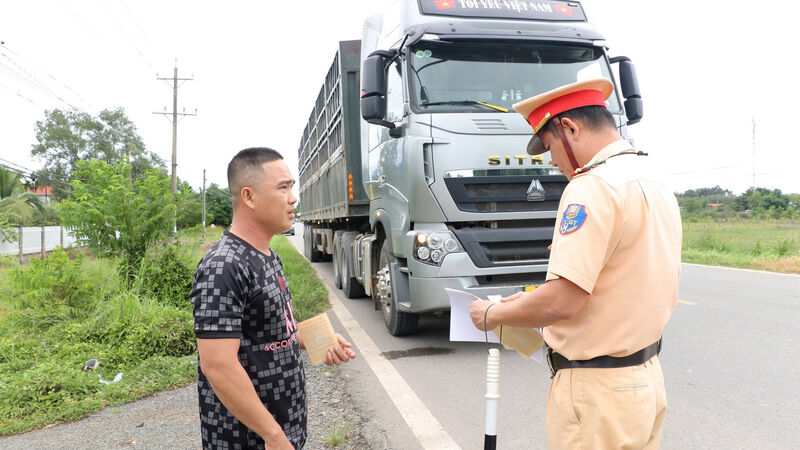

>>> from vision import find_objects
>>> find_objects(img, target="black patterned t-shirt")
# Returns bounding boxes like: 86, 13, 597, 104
191, 231, 306, 449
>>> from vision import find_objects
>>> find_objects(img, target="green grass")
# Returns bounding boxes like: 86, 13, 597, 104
271, 234, 330, 322
323, 420, 353, 448
0, 228, 329, 436
682, 220, 800, 273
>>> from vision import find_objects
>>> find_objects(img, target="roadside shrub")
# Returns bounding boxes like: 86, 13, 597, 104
0, 255, 15, 269
6, 249, 101, 327
691, 234, 731, 253
88, 292, 196, 361
135, 244, 194, 309
773, 238, 798, 258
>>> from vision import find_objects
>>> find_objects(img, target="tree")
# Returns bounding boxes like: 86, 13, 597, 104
0, 166, 43, 240
59, 160, 174, 280
31, 108, 165, 199
679, 186, 733, 198
205, 183, 232, 226
176, 180, 203, 229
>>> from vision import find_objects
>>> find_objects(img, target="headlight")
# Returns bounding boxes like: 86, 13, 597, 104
413, 231, 463, 266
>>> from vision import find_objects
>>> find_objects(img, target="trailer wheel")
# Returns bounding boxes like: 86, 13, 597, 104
378, 239, 418, 336
341, 241, 365, 298
332, 233, 343, 289
306, 225, 323, 262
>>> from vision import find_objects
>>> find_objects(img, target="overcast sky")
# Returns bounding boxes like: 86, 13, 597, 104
2, 1, 798, 195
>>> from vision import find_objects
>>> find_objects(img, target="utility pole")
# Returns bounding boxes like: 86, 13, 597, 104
154, 62, 196, 234
202, 169, 206, 240
752, 116, 756, 189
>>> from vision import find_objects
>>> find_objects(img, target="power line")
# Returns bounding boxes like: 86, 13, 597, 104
0, 55, 81, 111
0, 80, 41, 106
117, 0, 155, 50
59, 0, 105, 48
100, 0, 155, 73
0, 42, 92, 108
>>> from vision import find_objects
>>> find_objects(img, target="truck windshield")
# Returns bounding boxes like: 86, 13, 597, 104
408, 41, 620, 113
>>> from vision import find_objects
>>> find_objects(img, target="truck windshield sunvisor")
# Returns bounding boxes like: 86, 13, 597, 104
409, 41, 620, 113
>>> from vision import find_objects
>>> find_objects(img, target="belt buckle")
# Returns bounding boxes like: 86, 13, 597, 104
546, 346, 555, 379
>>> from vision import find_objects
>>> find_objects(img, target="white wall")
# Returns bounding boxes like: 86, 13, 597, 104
0, 226, 78, 256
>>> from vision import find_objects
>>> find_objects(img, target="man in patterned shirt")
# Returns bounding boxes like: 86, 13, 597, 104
191, 147, 356, 449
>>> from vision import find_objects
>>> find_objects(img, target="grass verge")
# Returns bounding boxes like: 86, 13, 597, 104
271, 234, 330, 322
0, 228, 329, 436
682, 220, 800, 273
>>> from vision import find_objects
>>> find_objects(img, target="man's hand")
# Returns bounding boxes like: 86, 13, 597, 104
325, 333, 356, 366
262, 430, 295, 450
470, 299, 499, 331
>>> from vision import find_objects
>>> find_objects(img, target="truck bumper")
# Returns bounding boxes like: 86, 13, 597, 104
407, 276, 530, 313
404, 252, 549, 313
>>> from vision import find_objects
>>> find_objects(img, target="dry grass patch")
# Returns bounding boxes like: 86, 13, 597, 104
752, 256, 800, 274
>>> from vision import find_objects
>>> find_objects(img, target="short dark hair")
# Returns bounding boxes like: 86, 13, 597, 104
227, 147, 283, 204
544, 105, 616, 135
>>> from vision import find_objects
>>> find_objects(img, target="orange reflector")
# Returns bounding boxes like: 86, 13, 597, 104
348, 173, 354, 199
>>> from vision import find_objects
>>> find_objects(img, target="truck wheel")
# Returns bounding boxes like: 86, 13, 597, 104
332, 236, 343, 289
378, 239, 418, 336
341, 243, 365, 298
306, 225, 323, 262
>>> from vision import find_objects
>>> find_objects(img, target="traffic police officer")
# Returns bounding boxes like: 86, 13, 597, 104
470, 78, 682, 449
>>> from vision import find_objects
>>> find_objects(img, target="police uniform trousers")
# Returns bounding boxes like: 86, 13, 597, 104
546, 356, 666, 449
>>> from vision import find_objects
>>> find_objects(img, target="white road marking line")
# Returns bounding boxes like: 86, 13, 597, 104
288, 235, 459, 449
677, 300, 696, 306
682, 262, 800, 278
322, 278, 461, 450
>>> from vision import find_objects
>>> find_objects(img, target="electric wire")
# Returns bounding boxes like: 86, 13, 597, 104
0, 53, 85, 112
117, 0, 155, 50
99, 0, 156, 73
0, 42, 93, 108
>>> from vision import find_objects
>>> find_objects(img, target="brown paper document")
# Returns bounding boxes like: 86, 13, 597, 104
491, 326, 544, 359
296, 313, 339, 366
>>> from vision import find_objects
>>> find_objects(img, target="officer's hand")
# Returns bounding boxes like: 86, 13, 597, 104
325, 333, 356, 366
500, 292, 525, 303
470, 299, 499, 331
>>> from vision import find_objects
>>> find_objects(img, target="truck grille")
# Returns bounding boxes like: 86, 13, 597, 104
444, 174, 567, 213
452, 225, 554, 268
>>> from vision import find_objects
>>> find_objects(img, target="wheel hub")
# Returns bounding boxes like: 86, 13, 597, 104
377, 265, 392, 309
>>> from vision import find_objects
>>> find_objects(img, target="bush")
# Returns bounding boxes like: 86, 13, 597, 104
5, 248, 113, 327
135, 245, 194, 309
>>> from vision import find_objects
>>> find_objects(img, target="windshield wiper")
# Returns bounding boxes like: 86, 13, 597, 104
420, 100, 508, 112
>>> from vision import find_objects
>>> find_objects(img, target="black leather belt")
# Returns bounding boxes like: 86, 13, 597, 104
546, 339, 662, 378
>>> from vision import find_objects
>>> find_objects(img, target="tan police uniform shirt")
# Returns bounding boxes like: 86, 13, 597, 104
544, 139, 682, 361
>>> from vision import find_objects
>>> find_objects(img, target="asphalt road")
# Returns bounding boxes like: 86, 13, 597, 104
289, 224, 800, 449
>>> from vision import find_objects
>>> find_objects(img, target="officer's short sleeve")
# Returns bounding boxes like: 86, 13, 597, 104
545, 175, 623, 294
190, 256, 247, 339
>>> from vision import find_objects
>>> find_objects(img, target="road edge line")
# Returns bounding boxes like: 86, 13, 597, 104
682, 262, 800, 278
286, 235, 460, 449
322, 277, 461, 450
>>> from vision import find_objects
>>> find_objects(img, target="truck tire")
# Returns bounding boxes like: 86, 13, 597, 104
306, 225, 323, 262
341, 241, 365, 298
332, 233, 343, 289
378, 239, 418, 336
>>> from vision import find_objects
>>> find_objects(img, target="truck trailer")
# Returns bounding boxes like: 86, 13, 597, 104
297, 0, 643, 336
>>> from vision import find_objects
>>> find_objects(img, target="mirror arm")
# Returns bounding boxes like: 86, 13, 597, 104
368, 119, 396, 129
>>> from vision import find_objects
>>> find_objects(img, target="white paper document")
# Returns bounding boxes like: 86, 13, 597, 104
446, 288, 501, 343
446, 288, 544, 362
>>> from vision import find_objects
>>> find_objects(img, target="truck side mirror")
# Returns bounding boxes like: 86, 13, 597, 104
610, 56, 643, 126
361, 51, 396, 129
